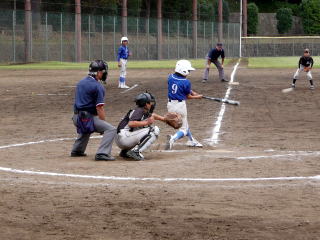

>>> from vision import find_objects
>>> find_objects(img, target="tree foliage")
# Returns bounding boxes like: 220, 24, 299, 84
299, 0, 320, 34
276, 8, 293, 34
247, 2, 259, 35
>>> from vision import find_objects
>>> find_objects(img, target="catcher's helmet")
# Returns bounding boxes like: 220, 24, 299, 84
88, 60, 108, 81
121, 36, 129, 43
135, 92, 156, 109
175, 59, 195, 77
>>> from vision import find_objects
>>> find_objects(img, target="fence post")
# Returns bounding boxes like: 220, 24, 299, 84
113, 16, 116, 59
227, 23, 229, 56
232, 24, 235, 57
147, 18, 149, 60
203, 21, 206, 57
186, 21, 189, 58
30, 12, 33, 60
101, 15, 103, 59
88, 15, 91, 60
45, 12, 48, 61
12, 10, 16, 63
292, 39, 294, 56
136, 18, 139, 60
167, 19, 170, 59
60, 13, 63, 61
177, 20, 180, 59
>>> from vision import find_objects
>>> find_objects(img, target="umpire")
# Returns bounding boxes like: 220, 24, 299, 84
71, 60, 116, 161
202, 43, 228, 83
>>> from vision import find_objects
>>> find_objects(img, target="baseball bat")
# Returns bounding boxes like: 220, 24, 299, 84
203, 96, 240, 106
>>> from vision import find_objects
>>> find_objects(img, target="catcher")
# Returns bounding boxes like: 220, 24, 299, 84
116, 92, 181, 161
292, 49, 314, 90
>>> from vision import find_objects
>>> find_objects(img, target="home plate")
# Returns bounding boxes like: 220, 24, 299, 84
282, 88, 294, 93
229, 82, 239, 86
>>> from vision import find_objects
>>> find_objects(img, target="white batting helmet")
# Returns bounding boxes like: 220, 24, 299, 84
121, 36, 129, 43
175, 60, 195, 76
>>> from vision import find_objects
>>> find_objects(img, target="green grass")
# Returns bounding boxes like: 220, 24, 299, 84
248, 57, 320, 69
0, 59, 232, 70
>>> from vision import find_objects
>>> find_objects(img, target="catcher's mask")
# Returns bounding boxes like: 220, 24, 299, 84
135, 92, 156, 113
88, 60, 108, 82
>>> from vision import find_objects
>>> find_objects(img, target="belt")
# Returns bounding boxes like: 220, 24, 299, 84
168, 99, 184, 102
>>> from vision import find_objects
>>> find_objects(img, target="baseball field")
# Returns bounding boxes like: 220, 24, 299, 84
1, 58, 320, 239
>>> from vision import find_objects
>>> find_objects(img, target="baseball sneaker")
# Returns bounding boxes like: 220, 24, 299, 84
71, 151, 87, 157
119, 150, 130, 158
95, 153, 115, 161
291, 83, 296, 88
221, 79, 229, 82
126, 150, 144, 161
310, 85, 315, 90
202, 79, 208, 83
186, 139, 203, 148
165, 135, 174, 150
121, 84, 130, 89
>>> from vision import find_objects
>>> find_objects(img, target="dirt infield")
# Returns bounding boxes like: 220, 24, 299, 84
0, 63, 320, 240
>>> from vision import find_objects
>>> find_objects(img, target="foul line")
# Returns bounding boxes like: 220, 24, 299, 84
237, 151, 320, 160
0, 167, 319, 183
209, 60, 240, 145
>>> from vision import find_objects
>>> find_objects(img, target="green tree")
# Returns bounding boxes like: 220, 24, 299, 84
299, 0, 320, 34
247, 2, 259, 35
276, 8, 293, 34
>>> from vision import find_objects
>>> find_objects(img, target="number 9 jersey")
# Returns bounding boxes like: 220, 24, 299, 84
167, 73, 191, 101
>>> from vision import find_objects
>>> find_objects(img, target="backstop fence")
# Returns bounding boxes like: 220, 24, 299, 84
0, 9, 240, 63
242, 36, 320, 57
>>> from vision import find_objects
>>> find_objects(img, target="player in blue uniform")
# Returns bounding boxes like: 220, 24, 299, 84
117, 37, 131, 89
166, 60, 203, 150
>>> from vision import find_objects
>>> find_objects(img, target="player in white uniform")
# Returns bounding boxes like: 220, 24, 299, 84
166, 60, 203, 150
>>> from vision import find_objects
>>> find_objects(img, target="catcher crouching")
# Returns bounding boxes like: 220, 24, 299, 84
116, 92, 182, 161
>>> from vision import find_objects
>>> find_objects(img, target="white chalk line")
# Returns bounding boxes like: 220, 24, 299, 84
34, 93, 70, 96
237, 151, 320, 160
0, 166, 319, 183
209, 60, 240, 145
121, 84, 139, 93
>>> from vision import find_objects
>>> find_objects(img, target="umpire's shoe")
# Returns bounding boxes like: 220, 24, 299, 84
71, 151, 87, 157
95, 153, 115, 161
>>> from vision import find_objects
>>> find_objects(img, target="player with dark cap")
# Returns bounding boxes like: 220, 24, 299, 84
71, 60, 116, 161
203, 42, 228, 83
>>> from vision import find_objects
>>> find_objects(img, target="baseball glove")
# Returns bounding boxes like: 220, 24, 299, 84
304, 66, 311, 72
164, 112, 182, 129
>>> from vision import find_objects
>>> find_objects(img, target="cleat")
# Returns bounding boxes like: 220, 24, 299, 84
95, 153, 115, 161
126, 150, 144, 161
186, 139, 203, 148
121, 84, 130, 89
165, 135, 174, 150
221, 79, 229, 82
202, 79, 207, 83
291, 83, 296, 88
71, 151, 87, 157
118, 83, 122, 88
119, 149, 130, 158
310, 85, 315, 90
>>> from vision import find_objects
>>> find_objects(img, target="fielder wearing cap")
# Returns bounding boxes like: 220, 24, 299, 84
116, 92, 165, 161
71, 60, 116, 161
166, 60, 203, 150
291, 48, 315, 90
203, 42, 228, 83
117, 36, 131, 89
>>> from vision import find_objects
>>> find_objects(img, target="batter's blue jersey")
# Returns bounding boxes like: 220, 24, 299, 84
167, 73, 191, 101
117, 45, 129, 61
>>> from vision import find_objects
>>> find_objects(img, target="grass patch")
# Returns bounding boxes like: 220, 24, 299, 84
248, 57, 320, 68
0, 59, 233, 70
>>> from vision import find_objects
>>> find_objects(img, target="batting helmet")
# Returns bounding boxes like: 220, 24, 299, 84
121, 36, 129, 43
88, 60, 108, 82
175, 60, 195, 77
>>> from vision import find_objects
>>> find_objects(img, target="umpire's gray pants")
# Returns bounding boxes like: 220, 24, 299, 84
71, 115, 116, 155
203, 59, 225, 81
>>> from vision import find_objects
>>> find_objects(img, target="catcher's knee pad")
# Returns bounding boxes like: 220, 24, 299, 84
151, 126, 160, 136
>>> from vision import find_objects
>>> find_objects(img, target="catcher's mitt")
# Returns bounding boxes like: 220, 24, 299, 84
164, 112, 182, 129
304, 66, 311, 72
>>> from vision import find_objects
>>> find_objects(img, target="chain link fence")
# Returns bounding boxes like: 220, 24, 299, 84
0, 9, 240, 63
242, 37, 320, 57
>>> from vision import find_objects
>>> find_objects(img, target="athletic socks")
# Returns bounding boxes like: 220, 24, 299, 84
310, 79, 314, 86
293, 79, 297, 84
172, 131, 185, 141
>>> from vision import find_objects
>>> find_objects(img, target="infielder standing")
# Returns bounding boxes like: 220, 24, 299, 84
292, 49, 315, 90
116, 92, 165, 161
117, 36, 131, 89
71, 60, 116, 161
166, 60, 203, 150
203, 43, 228, 83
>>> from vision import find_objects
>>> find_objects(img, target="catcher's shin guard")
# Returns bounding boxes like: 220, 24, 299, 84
134, 126, 160, 152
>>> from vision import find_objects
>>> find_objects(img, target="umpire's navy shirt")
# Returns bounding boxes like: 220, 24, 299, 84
208, 48, 225, 61
74, 75, 105, 115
